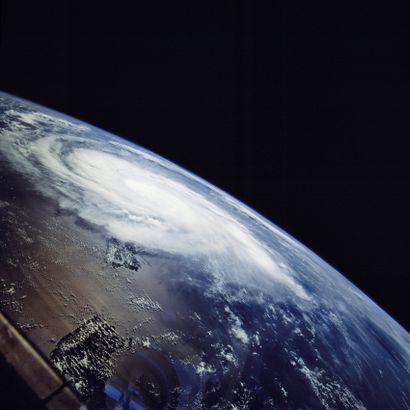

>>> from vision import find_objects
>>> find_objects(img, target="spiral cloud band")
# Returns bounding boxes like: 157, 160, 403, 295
0, 107, 308, 298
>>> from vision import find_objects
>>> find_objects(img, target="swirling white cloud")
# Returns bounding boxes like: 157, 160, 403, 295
0, 108, 308, 298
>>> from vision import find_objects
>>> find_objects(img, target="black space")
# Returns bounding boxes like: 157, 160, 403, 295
0, 2, 408, 329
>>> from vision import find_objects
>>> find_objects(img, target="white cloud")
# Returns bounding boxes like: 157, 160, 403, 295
0, 108, 309, 299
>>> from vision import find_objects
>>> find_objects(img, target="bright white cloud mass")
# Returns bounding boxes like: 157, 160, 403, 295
0, 108, 308, 298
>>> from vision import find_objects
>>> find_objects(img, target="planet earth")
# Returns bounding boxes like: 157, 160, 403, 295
0, 91, 409, 409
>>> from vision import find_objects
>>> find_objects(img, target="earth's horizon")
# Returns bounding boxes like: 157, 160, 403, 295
0, 91, 409, 409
